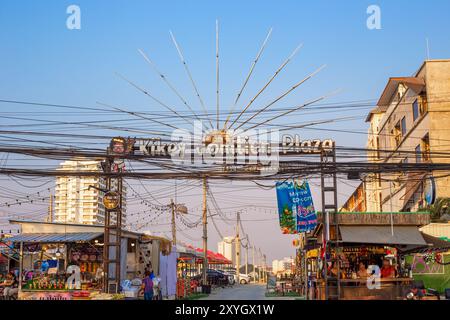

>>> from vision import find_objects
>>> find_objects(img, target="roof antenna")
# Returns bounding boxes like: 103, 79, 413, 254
426, 37, 430, 60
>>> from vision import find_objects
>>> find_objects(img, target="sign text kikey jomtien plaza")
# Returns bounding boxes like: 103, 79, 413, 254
110, 121, 334, 175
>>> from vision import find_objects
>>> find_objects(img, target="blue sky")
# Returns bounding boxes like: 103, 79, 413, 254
1, 0, 450, 261
1, 1, 450, 133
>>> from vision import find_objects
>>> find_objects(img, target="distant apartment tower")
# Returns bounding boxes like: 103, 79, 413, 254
217, 236, 236, 265
54, 159, 127, 226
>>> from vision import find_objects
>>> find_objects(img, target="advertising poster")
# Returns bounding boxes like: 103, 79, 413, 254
294, 180, 317, 232
275, 181, 298, 234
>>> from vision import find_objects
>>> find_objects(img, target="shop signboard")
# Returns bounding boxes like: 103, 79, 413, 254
275, 181, 298, 234
294, 180, 317, 233
19, 291, 72, 300
267, 275, 277, 290
103, 191, 120, 210
276, 180, 317, 234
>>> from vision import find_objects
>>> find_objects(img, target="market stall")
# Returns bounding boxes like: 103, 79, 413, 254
8, 220, 144, 300
176, 243, 199, 298
303, 212, 432, 300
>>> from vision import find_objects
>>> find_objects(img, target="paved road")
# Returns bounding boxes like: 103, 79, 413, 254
200, 284, 271, 300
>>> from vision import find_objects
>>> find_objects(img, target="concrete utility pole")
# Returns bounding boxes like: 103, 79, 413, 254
252, 245, 256, 283
245, 244, 249, 276
259, 248, 263, 283
235, 211, 240, 283
171, 199, 176, 245
202, 177, 208, 284
263, 254, 267, 283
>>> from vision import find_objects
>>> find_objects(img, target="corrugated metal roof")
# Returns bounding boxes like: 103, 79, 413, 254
339, 226, 427, 246
7, 232, 103, 243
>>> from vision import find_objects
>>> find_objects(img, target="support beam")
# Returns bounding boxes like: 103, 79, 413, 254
202, 177, 208, 284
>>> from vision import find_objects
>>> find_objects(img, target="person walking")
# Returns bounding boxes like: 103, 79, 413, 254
141, 271, 154, 301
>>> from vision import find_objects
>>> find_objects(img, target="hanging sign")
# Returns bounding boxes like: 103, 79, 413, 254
275, 181, 298, 234
294, 180, 317, 233
103, 191, 120, 210
275, 179, 317, 234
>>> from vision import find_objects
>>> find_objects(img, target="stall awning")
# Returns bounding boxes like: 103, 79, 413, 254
7, 232, 103, 243
339, 226, 427, 246
401, 232, 450, 254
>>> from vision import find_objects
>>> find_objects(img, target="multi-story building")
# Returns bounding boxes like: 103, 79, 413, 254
365, 59, 450, 212
54, 159, 127, 225
340, 182, 366, 212
217, 236, 236, 265
365, 105, 387, 212
271, 257, 294, 274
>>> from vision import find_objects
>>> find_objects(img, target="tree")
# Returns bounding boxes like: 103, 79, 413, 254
421, 198, 450, 222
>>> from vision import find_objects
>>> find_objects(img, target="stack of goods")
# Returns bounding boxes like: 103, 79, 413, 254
24, 274, 66, 290
72, 290, 91, 300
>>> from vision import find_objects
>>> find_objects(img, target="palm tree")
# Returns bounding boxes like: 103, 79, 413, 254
423, 198, 450, 222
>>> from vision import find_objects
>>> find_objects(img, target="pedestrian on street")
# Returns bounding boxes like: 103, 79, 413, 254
141, 270, 154, 301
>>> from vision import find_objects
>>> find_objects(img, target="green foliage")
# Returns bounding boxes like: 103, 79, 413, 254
420, 197, 450, 222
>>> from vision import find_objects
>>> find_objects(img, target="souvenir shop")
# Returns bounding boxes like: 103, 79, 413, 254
304, 222, 444, 300
7, 219, 143, 300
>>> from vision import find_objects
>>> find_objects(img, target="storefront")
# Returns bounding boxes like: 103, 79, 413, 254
175, 244, 233, 298
303, 212, 433, 300
7, 220, 145, 300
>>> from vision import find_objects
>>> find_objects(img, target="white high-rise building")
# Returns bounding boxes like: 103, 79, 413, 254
271, 257, 294, 274
54, 160, 127, 226
217, 236, 236, 265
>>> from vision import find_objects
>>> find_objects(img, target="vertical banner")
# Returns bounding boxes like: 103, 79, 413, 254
294, 180, 317, 232
275, 181, 298, 234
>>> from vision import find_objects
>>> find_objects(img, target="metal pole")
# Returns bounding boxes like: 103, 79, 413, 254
215, 19, 220, 130
171, 199, 176, 245
235, 211, 240, 283
389, 180, 394, 236
202, 177, 208, 284
18, 241, 23, 294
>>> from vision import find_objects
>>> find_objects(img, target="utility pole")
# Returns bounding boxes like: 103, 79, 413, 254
263, 254, 267, 283
252, 245, 255, 283
259, 248, 263, 283
202, 177, 208, 285
235, 211, 240, 283
47, 193, 53, 222
245, 244, 248, 276
171, 199, 176, 245
389, 180, 394, 236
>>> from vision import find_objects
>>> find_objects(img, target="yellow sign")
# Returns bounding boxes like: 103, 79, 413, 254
306, 249, 319, 258
103, 191, 120, 210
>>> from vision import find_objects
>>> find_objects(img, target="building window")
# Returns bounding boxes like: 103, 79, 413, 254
415, 144, 422, 163
412, 99, 419, 121
401, 116, 407, 136
422, 133, 430, 161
